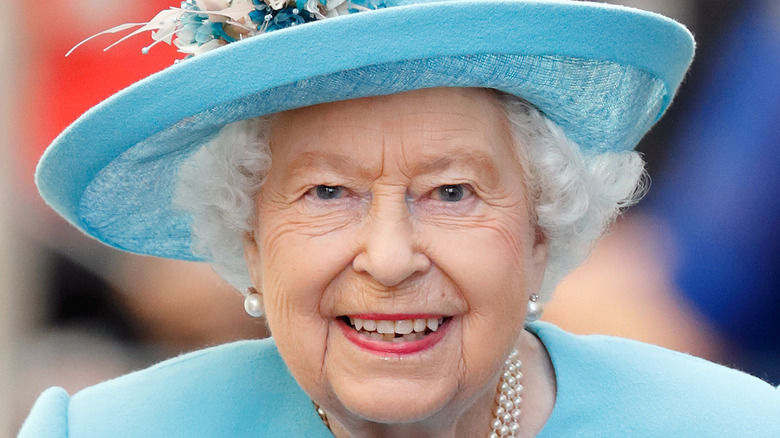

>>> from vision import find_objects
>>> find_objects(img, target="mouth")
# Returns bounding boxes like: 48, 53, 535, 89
340, 316, 449, 342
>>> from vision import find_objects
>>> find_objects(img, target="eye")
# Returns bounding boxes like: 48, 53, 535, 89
433, 184, 471, 202
310, 185, 344, 200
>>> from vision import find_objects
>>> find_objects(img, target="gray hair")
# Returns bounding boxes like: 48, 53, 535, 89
174, 92, 646, 303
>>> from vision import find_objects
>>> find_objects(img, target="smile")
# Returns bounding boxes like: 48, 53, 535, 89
342, 316, 448, 342
338, 315, 452, 355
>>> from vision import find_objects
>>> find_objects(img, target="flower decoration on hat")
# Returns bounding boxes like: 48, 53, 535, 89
68, 0, 379, 59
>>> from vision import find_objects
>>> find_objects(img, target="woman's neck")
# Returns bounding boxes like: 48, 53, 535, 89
514, 329, 556, 437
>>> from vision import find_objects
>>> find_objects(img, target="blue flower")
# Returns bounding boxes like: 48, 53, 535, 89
267, 7, 308, 31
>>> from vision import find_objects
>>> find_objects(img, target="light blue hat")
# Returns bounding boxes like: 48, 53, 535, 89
36, 0, 695, 261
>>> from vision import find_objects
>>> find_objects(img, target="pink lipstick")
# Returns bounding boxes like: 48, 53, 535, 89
338, 315, 451, 355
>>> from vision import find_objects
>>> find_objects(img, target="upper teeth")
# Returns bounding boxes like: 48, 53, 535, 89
349, 317, 444, 334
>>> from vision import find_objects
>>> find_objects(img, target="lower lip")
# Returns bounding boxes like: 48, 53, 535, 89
338, 318, 450, 356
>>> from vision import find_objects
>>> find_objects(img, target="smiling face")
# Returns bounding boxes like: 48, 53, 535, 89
244, 87, 548, 432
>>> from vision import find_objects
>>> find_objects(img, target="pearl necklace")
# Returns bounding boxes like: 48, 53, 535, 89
314, 349, 523, 437
490, 349, 523, 437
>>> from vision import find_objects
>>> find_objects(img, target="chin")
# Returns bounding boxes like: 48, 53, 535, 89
330, 377, 459, 425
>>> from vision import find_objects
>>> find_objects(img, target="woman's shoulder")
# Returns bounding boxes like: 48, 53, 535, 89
18, 338, 331, 438
529, 322, 780, 436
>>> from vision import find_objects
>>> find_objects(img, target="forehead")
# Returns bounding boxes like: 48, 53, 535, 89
267, 88, 519, 175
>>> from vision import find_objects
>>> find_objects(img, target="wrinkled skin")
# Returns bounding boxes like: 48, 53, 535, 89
244, 88, 554, 437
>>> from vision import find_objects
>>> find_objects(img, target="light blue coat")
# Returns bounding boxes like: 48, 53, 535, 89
19, 323, 780, 437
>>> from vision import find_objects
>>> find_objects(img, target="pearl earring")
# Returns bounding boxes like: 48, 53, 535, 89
244, 287, 263, 317
525, 293, 543, 323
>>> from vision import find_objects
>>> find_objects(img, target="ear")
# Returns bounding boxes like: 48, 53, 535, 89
243, 231, 263, 289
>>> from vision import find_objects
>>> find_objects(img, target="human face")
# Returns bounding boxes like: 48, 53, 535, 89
244, 88, 548, 429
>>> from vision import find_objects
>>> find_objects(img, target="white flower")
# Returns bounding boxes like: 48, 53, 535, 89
305, 0, 355, 19
303, 0, 324, 19
175, 28, 196, 45
267, 0, 289, 11
176, 38, 224, 55
150, 10, 184, 44
325, 0, 351, 17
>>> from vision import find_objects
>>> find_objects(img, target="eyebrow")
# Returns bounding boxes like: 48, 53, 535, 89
412, 151, 502, 187
283, 148, 504, 187
286, 151, 377, 180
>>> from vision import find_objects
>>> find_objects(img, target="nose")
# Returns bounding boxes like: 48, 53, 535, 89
352, 193, 430, 287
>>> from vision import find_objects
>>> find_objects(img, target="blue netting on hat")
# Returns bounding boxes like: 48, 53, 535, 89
79, 53, 664, 260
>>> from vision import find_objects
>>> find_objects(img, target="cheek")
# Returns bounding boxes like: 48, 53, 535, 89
434, 210, 530, 271
256, 212, 359, 347
257, 219, 361, 397
427, 214, 533, 321
260, 220, 357, 295
421, 218, 533, 393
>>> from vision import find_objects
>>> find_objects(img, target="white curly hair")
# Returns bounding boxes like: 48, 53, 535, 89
174, 91, 647, 303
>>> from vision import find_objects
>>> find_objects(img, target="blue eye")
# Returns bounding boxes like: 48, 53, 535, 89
436, 185, 466, 202
314, 185, 344, 200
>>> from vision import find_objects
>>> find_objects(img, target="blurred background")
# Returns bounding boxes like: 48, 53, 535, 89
1, 0, 778, 435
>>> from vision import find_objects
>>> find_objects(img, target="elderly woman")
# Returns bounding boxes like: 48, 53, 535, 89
20, 0, 780, 436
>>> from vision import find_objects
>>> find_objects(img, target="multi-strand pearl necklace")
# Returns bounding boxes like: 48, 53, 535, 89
490, 349, 523, 437
314, 349, 523, 437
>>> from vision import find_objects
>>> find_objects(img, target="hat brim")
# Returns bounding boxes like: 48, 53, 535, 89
36, 0, 694, 260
